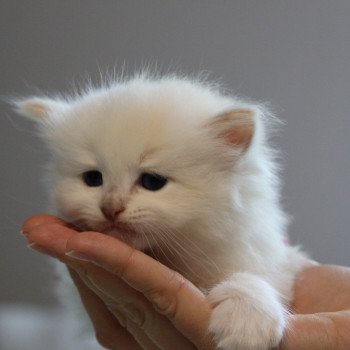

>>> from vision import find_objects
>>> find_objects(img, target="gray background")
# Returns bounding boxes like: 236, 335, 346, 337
1, 1, 349, 307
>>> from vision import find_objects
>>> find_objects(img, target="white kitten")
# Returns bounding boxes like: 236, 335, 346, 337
14, 73, 307, 350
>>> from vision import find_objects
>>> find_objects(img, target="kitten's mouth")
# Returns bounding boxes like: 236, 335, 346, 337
72, 219, 146, 249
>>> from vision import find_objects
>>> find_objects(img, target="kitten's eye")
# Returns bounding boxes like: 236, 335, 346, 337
82, 170, 103, 187
140, 173, 167, 191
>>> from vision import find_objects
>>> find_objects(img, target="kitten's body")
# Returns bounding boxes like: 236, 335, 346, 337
15, 74, 307, 350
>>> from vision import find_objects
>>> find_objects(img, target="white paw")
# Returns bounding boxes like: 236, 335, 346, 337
208, 273, 286, 350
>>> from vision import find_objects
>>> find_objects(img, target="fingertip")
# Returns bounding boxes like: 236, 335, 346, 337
22, 214, 64, 233
24, 222, 80, 258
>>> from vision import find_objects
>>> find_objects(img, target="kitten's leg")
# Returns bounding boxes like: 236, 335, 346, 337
208, 272, 287, 350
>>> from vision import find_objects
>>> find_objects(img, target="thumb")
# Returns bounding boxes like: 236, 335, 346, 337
280, 312, 349, 349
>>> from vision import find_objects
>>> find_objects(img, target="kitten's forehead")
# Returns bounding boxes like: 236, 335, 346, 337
70, 79, 222, 141
88, 96, 176, 159
72, 78, 228, 128
53, 78, 232, 176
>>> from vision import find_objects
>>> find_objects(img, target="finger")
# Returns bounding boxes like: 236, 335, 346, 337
68, 268, 142, 350
25, 222, 157, 350
22, 220, 139, 348
292, 265, 350, 314
77, 261, 194, 350
72, 264, 163, 350
23, 221, 78, 260
23, 220, 194, 349
23, 219, 89, 270
22, 214, 68, 232
66, 231, 214, 350
281, 311, 350, 350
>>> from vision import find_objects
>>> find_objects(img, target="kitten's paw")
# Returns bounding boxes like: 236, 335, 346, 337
208, 273, 286, 350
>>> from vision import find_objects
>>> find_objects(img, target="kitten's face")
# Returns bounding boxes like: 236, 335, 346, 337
15, 78, 256, 250
51, 107, 213, 249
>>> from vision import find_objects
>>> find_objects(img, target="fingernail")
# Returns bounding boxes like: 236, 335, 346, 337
27, 242, 58, 258
65, 250, 92, 262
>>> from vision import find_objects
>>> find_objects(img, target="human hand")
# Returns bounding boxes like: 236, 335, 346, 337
23, 215, 350, 349
23, 215, 214, 350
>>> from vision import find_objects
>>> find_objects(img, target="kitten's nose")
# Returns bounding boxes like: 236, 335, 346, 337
101, 205, 125, 221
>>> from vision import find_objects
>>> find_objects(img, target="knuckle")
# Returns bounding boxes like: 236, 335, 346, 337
115, 247, 137, 279
147, 270, 186, 319
105, 301, 128, 327
106, 300, 146, 329
123, 302, 146, 329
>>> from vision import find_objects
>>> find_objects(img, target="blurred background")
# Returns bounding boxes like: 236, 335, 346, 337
1, 1, 349, 349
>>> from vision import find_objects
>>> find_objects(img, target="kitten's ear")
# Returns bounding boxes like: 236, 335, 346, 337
206, 108, 255, 151
12, 97, 65, 122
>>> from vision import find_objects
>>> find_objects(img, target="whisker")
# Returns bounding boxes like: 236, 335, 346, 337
138, 224, 157, 257
141, 222, 176, 265
144, 221, 209, 280
151, 220, 222, 280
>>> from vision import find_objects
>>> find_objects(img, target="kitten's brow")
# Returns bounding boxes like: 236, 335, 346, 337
139, 147, 161, 163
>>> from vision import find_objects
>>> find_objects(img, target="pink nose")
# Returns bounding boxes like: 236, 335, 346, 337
101, 205, 125, 221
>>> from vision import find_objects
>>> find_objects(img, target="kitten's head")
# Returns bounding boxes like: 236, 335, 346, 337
13, 76, 263, 250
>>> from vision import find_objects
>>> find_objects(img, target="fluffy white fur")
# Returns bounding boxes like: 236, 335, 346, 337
14, 73, 307, 350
